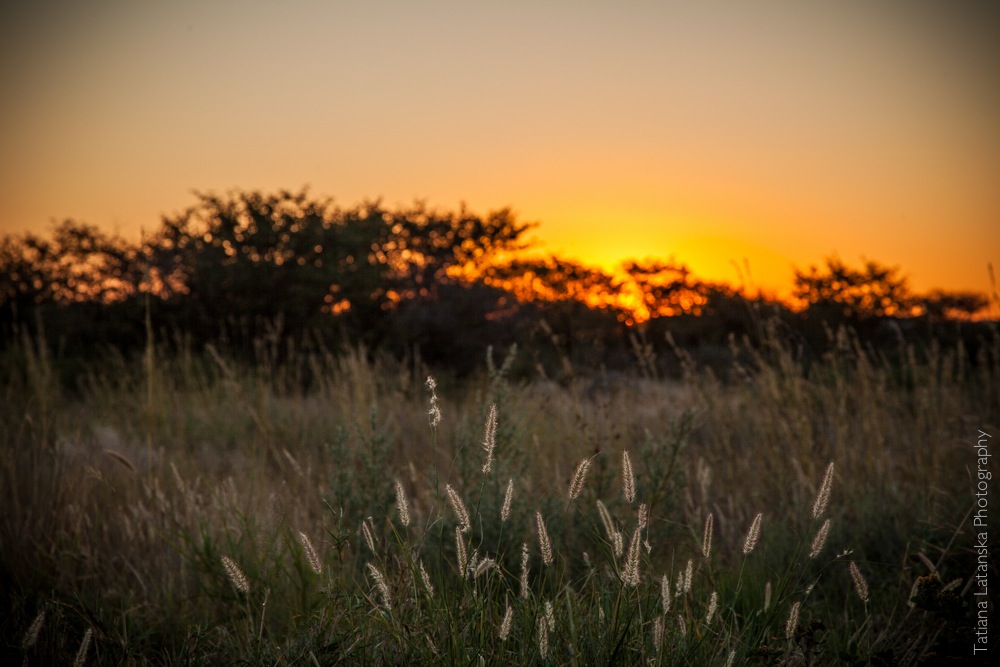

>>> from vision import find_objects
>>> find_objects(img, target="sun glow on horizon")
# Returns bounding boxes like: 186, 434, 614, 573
0, 1, 997, 306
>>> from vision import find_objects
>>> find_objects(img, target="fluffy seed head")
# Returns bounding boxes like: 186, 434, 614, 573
621, 450, 636, 503
812, 462, 835, 519
519, 542, 531, 599
568, 457, 592, 500
545, 599, 556, 631
394, 480, 411, 527
366, 563, 392, 611
537, 614, 550, 659
425, 376, 441, 427
677, 614, 687, 636
499, 603, 513, 641
474, 557, 496, 579
653, 615, 664, 651
624, 527, 642, 587
467, 549, 480, 577
299, 531, 322, 574
481, 404, 498, 474
702, 513, 714, 559
743, 512, 763, 555
613, 531, 624, 558
21, 609, 45, 650
500, 478, 514, 522
361, 519, 377, 553
446, 484, 471, 533
221, 555, 250, 594
705, 590, 718, 624
637, 503, 648, 532
73, 628, 93, 667
455, 527, 468, 575
849, 561, 869, 602
785, 600, 801, 639
683, 558, 694, 594
809, 519, 831, 558
418, 559, 435, 598
536, 511, 554, 566
596, 500, 616, 542
661, 575, 671, 614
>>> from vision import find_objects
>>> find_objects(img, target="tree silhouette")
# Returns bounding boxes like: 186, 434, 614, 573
138, 189, 539, 353
1, 189, 990, 374
623, 259, 709, 320
918, 289, 989, 322
793, 257, 912, 320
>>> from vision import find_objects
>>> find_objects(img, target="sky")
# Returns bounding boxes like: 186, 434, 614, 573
2, 0, 998, 299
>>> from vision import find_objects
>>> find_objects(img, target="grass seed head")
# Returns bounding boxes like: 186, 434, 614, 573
536, 511, 554, 566
785, 600, 801, 639
474, 556, 496, 579
481, 403, 497, 474
705, 590, 718, 624
221, 555, 250, 594
361, 520, 376, 553
446, 484, 471, 533
499, 603, 513, 641
520, 542, 531, 599
366, 563, 392, 611
812, 462, 835, 519
455, 527, 468, 576
298, 531, 322, 575
743, 512, 763, 555
809, 519, 831, 558
624, 527, 642, 587
418, 559, 435, 598
622, 450, 636, 503
21, 609, 45, 651
596, 500, 616, 542
73, 628, 93, 667
425, 376, 441, 427
501, 478, 514, 522
537, 614, 550, 659
394, 480, 411, 527
849, 561, 870, 602
568, 457, 592, 500
702, 513, 714, 559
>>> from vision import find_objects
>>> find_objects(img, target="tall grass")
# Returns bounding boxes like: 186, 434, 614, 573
1, 326, 996, 664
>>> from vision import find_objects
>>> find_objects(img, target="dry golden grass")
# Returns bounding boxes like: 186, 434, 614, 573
0, 328, 995, 664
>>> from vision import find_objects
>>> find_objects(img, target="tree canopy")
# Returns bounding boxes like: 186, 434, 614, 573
0, 189, 992, 375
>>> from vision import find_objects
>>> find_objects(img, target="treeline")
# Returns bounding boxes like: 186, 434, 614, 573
0, 188, 993, 377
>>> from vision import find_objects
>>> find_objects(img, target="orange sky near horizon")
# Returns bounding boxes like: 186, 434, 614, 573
2, 1, 998, 300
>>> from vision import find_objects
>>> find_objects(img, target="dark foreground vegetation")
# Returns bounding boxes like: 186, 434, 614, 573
1, 190, 996, 664
1, 323, 996, 664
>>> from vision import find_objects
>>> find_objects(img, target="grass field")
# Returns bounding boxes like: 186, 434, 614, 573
2, 327, 996, 665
